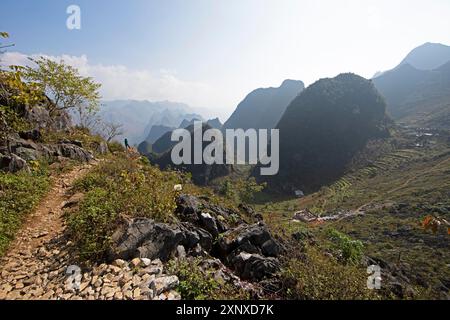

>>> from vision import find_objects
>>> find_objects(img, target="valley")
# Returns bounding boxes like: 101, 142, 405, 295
1, 28, 449, 301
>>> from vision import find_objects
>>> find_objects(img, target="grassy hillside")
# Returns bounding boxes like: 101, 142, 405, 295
255, 127, 450, 298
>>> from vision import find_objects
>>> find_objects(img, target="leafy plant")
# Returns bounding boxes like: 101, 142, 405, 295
107, 141, 125, 153
281, 246, 378, 300
167, 258, 249, 300
0, 167, 50, 256
327, 228, 364, 265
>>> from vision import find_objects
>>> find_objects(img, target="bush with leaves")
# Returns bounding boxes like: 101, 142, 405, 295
281, 246, 378, 300
0, 164, 50, 256
327, 228, 364, 265
167, 258, 249, 300
0, 67, 44, 151
107, 141, 125, 153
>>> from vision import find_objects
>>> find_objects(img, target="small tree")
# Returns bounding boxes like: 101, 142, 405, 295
0, 32, 14, 55
23, 57, 101, 118
101, 120, 124, 142
327, 229, 364, 265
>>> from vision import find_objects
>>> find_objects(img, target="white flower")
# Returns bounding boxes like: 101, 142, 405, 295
173, 184, 183, 191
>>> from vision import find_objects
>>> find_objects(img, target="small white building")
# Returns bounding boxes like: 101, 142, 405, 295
294, 190, 305, 198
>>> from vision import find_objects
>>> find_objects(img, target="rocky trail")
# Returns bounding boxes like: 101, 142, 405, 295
0, 161, 182, 300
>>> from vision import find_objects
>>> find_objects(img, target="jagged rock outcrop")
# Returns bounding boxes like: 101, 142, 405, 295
50, 143, 94, 163
23, 105, 72, 131
0, 134, 94, 172
216, 222, 282, 280
231, 252, 280, 281
108, 195, 282, 282
0, 153, 30, 173
108, 218, 213, 262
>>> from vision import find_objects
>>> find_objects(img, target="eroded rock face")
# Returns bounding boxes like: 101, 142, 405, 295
19, 129, 42, 142
109, 195, 283, 283
175, 194, 244, 234
0, 153, 30, 173
218, 223, 280, 256
108, 218, 214, 262
0, 135, 94, 169
50, 143, 94, 163
217, 222, 282, 280
24, 105, 72, 131
231, 252, 280, 281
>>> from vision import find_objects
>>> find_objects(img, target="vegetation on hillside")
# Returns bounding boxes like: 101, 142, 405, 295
67, 153, 190, 260
166, 257, 250, 300
0, 164, 50, 255
281, 246, 378, 300
257, 128, 450, 299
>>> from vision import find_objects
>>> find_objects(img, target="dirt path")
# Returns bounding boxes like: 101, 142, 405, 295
0, 161, 96, 299
0, 158, 183, 301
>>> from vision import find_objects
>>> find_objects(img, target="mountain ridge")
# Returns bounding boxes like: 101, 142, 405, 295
223, 79, 304, 130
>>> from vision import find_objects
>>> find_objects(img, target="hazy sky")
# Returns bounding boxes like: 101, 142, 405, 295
2, 0, 450, 120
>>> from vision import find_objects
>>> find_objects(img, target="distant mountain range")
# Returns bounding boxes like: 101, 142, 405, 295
139, 117, 223, 155
128, 42, 450, 190
147, 123, 232, 185
398, 42, 450, 71
145, 125, 175, 144
223, 79, 304, 130
99, 100, 203, 145
373, 42, 450, 129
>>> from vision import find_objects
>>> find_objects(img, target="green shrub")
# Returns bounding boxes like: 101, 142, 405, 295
67, 188, 119, 259
327, 228, 364, 265
281, 246, 378, 300
107, 141, 125, 153
0, 169, 50, 256
167, 258, 249, 300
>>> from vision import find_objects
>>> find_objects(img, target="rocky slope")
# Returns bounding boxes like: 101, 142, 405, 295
106, 194, 282, 286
